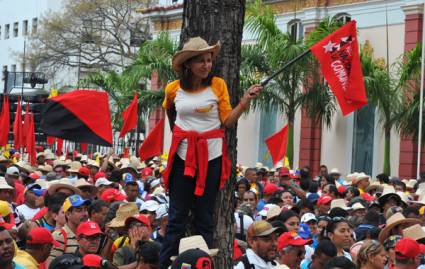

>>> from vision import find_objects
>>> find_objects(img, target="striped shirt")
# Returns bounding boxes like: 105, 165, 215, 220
49, 224, 79, 259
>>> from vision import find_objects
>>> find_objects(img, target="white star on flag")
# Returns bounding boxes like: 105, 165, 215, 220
341, 36, 349, 42
323, 41, 336, 52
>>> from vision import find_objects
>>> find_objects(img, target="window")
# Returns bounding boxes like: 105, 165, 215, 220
11, 64, 16, 72
32, 18, 38, 34
334, 13, 351, 25
22, 20, 28, 36
13, 22, 18, 37
288, 19, 303, 41
0, 26, 2, 40
5, 24, 10, 39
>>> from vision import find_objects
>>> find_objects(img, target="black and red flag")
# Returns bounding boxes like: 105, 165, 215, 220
41, 90, 113, 146
119, 93, 138, 138
310, 20, 367, 116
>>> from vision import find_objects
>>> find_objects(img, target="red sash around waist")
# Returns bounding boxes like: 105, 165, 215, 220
163, 125, 231, 196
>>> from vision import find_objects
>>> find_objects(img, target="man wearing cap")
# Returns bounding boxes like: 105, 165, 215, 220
48, 194, 90, 266
140, 200, 159, 225
75, 221, 104, 258
394, 238, 422, 269
16, 183, 42, 220
0, 226, 26, 269
114, 214, 152, 266
234, 220, 279, 269
279, 168, 306, 198
14, 227, 60, 269
316, 195, 332, 215
123, 173, 144, 208
276, 231, 312, 269
0, 176, 23, 227
152, 204, 168, 244
257, 184, 279, 212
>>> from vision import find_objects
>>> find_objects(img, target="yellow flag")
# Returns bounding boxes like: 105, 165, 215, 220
284, 156, 290, 169
49, 88, 59, 98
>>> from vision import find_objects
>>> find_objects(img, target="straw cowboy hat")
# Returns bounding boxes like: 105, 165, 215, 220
403, 224, 425, 241
172, 37, 221, 72
108, 203, 139, 228
378, 212, 422, 243
378, 185, 402, 207
171, 235, 218, 260
47, 178, 82, 196
67, 161, 82, 173
352, 173, 370, 186
330, 199, 351, 211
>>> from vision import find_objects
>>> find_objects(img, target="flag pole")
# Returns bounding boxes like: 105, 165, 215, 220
417, 3, 425, 179
261, 49, 311, 87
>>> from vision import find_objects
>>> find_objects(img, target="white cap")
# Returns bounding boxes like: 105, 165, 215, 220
301, 212, 317, 223
156, 204, 168, 219
94, 178, 114, 187
150, 179, 161, 189
0, 177, 13, 190
258, 204, 280, 217
6, 166, 19, 176
140, 200, 159, 212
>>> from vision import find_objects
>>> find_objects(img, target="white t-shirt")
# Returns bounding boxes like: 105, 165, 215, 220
16, 204, 40, 220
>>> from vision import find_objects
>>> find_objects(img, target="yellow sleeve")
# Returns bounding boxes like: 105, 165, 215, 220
211, 77, 232, 123
162, 80, 180, 109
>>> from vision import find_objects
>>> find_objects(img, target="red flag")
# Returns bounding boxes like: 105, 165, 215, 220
119, 93, 138, 138
22, 102, 30, 147
310, 20, 367, 116
26, 113, 36, 165
81, 143, 87, 153
138, 119, 164, 161
13, 97, 23, 149
56, 138, 63, 156
123, 147, 129, 158
265, 124, 289, 166
0, 96, 10, 146
46, 136, 56, 145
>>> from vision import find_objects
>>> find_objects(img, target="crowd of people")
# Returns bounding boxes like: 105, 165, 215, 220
1, 149, 425, 269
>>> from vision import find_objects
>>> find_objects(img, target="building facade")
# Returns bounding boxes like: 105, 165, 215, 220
143, 0, 424, 178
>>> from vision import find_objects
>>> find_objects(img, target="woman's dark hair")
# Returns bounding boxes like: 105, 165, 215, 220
88, 200, 109, 217
299, 178, 310, 191
270, 220, 287, 235
276, 209, 299, 223
109, 169, 123, 183
376, 173, 389, 184
46, 192, 68, 214
295, 198, 314, 213
323, 256, 356, 269
393, 180, 406, 192
179, 55, 214, 91
325, 184, 338, 197
267, 197, 283, 205
136, 240, 160, 266
236, 178, 250, 192
314, 239, 337, 258
309, 182, 319, 193
346, 186, 360, 197
329, 208, 349, 219
322, 218, 350, 239
320, 175, 336, 186
105, 201, 124, 224
403, 206, 419, 218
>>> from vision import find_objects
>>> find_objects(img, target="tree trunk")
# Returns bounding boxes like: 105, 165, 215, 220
383, 128, 391, 175
180, 1, 246, 267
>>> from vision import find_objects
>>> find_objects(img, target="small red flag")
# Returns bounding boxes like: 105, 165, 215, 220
22, 102, 30, 148
0, 96, 10, 146
310, 20, 367, 116
56, 138, 63, 156
13, 97, 23, 149
265, 124, 289, 166
119, 93, 138, 138
46, 136, 56, 145
26, 113, 36, 165
138, 119, 164, 161
81, 143, 87, 153
123, 147, 129, 158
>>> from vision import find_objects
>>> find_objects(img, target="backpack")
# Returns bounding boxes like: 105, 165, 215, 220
234, 254, 255, 269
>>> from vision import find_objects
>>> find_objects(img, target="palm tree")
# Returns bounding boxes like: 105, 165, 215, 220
243, 1, 336, 167
397, 43, 425, 143
360, 43, 401, 175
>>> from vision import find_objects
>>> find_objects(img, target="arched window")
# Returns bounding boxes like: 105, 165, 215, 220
334, 13, 352, 25
288, 19, 303, 41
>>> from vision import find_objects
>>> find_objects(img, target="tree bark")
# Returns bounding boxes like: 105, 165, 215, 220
180, 1, 246, 267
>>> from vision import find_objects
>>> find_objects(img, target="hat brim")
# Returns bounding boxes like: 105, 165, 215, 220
170, 248, 219, 261
378, 218, 422, 243
378, 193, 402, 206
257, 227, 281, 237
172, 42, 221, 72
48, 183, 82, 196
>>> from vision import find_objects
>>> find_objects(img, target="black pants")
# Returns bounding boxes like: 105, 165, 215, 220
159, 155, 221, 268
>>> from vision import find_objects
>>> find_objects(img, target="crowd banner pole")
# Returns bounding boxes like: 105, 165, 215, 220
417, 3, 425, 179
260, 49, 311, 87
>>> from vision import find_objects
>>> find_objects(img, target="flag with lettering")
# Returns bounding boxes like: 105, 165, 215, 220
310, 20, 367, 116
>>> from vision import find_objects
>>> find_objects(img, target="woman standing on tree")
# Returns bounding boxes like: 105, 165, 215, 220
159, 37, 262, 267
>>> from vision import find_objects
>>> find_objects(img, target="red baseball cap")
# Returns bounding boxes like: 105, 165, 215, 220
94, 172, 106, 181
78, 167, 90, 177
264, 184, 279, 195
337, 185, 346, 194
142, 167, 153, 177
317, 195, 333, 206
83, 254, 103, 267
125, 214, 151, 229
395, 238, 421, 259
27, 227, 60, 247
100, 188, 127, 203
278, 231, 312, 251
278, 167, 290, 177
29, 173, 40, 180
77, 221, 103, 237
